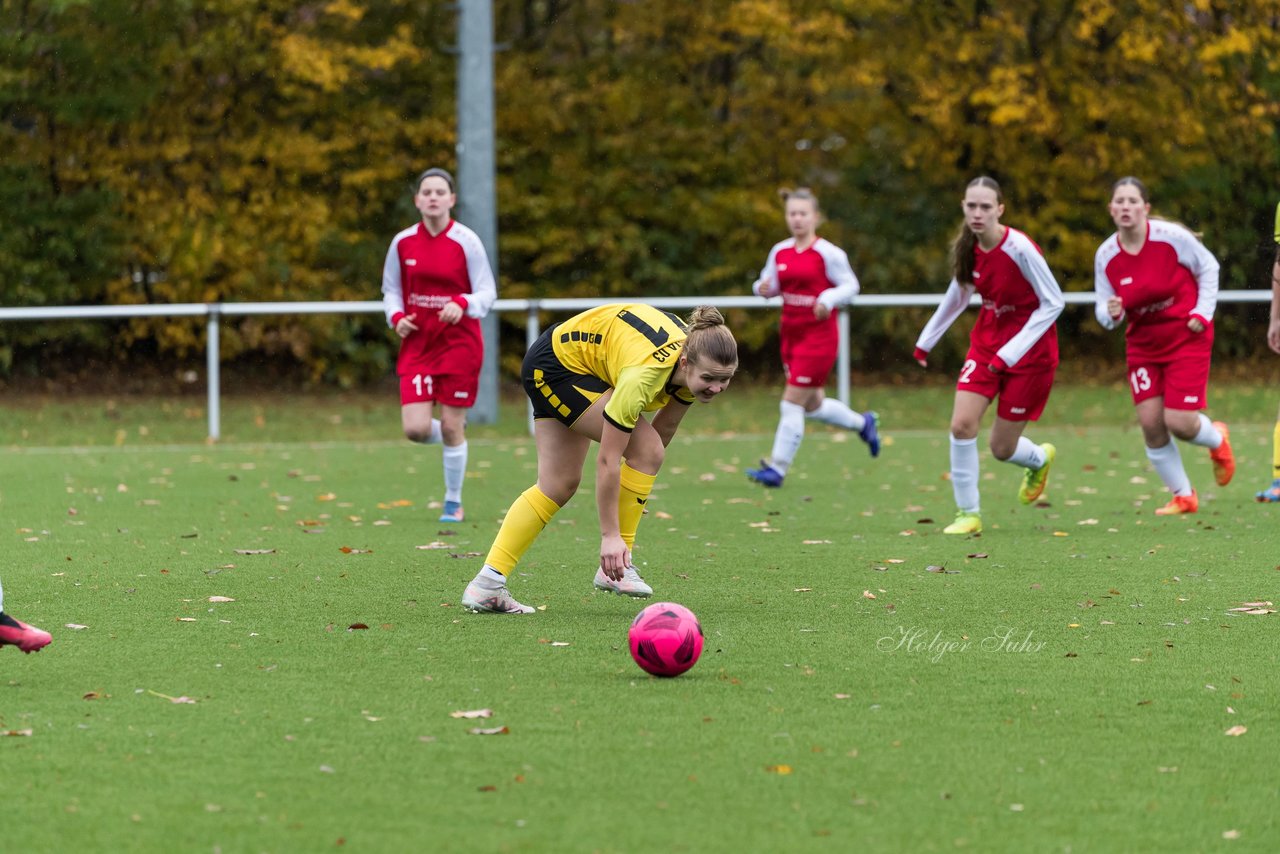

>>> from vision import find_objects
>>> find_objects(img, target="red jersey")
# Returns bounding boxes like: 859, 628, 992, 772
1093, 219, 1220, 361
752, 237, 860, 350
915, 227, 1063, 372
381, 219, 496, 376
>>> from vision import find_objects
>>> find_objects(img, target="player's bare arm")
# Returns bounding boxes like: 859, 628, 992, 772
595, 421, 631, 579
651, 401, 690, 448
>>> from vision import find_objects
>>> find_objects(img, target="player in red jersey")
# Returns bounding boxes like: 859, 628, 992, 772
0, 578, 52, 654
1256, 202, 1280, 502
914, 176, 1064, 535
381, 168, 497, 523
745, 188, 880, 489
1094, 177, 1234, 516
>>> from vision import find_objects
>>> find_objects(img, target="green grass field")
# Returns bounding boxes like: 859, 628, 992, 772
3, 381, 1279, 852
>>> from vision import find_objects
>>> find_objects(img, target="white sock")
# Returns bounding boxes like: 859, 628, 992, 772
950, 435, 981, 513
805, 398, 866, 431
769, 401, 806, 475
1188, 413, 1222, 449
1146, 441, 1193, 496
410, 419, 443, 445
442, 441, 468, 503
1006, 436, 1046, 470
473, 565, 507, 589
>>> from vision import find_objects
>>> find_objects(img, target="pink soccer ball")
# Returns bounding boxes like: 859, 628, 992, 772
628, 602, 704, 677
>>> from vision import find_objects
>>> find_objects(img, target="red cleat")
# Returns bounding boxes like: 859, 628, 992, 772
1155, 490, 1199, 516
0, 613, 52, 653
1209, 421, 1234, 486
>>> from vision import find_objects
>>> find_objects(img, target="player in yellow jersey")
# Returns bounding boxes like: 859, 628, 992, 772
1257, 202, 1280, 502
462, 304, 739, 613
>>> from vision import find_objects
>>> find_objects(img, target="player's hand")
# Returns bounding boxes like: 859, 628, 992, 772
395, 313, 419, 338
1268, 320, 1280, 354
1106, 297, 1124, 321
756, 279, 779, 299
600, 535, 630, 580
1187, 317, 1205, 334
438, 302, 463, 325
912, 347, 929, 368
813, 303, 832, 321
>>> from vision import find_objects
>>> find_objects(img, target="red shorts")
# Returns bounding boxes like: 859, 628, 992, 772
398, 371, 477, 408
956, 356, 1055, 422
781, 340, 837, 388
1125, 354, 1211, 409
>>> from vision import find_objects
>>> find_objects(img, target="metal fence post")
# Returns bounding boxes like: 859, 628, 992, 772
838, 306, 850, 406
207, 304, 221, 442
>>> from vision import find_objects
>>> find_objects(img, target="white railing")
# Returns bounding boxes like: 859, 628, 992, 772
1, 291, 1270, 440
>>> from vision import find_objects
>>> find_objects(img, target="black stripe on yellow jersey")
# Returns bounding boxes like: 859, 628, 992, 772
522, 304, 696, 431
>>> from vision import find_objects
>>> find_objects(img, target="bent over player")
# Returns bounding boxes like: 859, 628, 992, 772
461, 304, 738, 614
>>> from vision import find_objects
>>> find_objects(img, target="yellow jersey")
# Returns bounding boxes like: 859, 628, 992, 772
551, 303, 695, 431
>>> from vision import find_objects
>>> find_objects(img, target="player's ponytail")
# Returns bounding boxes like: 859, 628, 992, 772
684, 306, 738, 368
951, 176, 1002, 284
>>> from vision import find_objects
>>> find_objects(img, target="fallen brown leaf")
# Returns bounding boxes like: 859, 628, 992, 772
1224, 725, 1248, 737
468, 726, 510, 736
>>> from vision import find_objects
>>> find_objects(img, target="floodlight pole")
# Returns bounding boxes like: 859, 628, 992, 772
456, 0, 499, 424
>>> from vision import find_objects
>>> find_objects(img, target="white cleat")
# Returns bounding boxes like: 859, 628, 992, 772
593, 566, 653, 598
461, 583, 535, 614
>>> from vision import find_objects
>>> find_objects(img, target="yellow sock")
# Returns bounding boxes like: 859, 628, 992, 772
618, 463, 657, 549
484, 486, 561, 576
1272, 421, 1280, 480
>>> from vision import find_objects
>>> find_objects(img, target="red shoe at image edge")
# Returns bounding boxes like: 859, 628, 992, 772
0, 615, 52, 653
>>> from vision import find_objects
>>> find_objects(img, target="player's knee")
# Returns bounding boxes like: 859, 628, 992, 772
440, 423, 466, 445
989, 438, 1016, 461
626, 439, 666, 473
540, 477, 579, 506
404, 425, 436, 444
949, 420, 978, 441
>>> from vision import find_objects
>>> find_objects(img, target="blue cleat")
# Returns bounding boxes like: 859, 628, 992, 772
1256, 479, 1280, 503
745, 460, 784, 488
439, 501, 465, 523
859, 411, 881, 458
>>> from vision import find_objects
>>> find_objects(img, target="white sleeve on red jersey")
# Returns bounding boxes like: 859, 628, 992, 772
449, 223, 498, 319
813, 239, 860, 309
380, 226, 416, 327
751, 239, 791, 297
993, 230, 1064, 369
1093, 236, 1123, 330
1153, 220, 1220, 322
914, 278, 972, 354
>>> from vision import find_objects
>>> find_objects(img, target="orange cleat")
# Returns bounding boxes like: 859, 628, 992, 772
1209, 421, 1234, 486
1155, 490, 1199, 516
